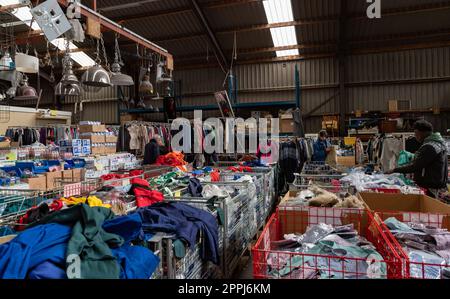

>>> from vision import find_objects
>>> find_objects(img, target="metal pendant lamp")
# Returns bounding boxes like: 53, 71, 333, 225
0, 51, 13, 71
82, 37, 111, 88
82, 64, 111, 87
61, 55, 79, 85
139, 74, 153, 95
55, 82, 81, 96
55, 42, 81, 96
110, 36, 134, 86
16, 75, 39, 99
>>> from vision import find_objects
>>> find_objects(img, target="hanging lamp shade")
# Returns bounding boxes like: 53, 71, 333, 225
61, 58, 79, 85
139, 74, 153, 95
110, 62, 134, 86
15, 53, 39, 74
82, 63, 112, 87
55, 82, 81, 96
16, 76, 38, 100
0, 52, 13, 71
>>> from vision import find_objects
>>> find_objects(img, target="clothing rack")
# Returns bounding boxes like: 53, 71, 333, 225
119, 121, 172, 155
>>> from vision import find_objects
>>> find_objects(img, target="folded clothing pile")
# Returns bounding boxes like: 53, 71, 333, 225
285, 185, 365, 209
268, 223, 386, 279
340, 170, 422, 194
384, 217, 450, 279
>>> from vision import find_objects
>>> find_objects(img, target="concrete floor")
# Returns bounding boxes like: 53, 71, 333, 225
236, 256, 253, 279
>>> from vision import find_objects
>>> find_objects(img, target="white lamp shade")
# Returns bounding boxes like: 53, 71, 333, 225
15, 53, 39, 74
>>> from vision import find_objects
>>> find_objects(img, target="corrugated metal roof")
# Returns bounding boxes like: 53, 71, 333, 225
204, 1, 267, 29
97, 0, 190, 20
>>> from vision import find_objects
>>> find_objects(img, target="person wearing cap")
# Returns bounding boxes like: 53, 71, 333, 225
386, 120, 448, 197
312, 130, 332, 162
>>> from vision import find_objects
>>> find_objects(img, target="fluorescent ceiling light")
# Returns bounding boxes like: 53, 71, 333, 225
263, 0, 299, 57
0, 0, 95, 67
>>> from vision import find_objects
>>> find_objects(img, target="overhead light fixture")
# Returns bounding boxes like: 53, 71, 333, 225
61, 54, 79, 85
82, 64, 111, 87
15, 52, 39, 73
0, 51, 14, 71
139, 74, 153, 95
55, 81, 81, 96
110, 35, 134, 86
16, 75, 38, 100
82, 37, 112, 88
263, 0, 299, 57
0, 1, 96, 67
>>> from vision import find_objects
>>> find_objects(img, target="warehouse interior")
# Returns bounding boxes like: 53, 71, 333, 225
0, 0, 449, 282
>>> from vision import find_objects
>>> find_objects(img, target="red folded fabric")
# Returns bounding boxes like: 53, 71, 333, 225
227, 166, 253, 173
129, 169, 144, 177
210, 170, 220, 182
130, 177, 150, 188
134, 188, 164, 208
49, 200, 63, 211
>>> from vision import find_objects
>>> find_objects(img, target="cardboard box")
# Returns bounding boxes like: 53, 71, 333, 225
105, 147, 117, 154
358, 192, 450, 230
62, 169, 73, 181
337, 156, 356, 167
0, 140, 10, 148
45, 171, 63, 191
91, 147, 105, 155
388, 100, 398, 112
280, 115, 294, 133
105, 135, 118, 143
23, 175, 47, 191
81, 135, 106, 143
120, 114, 137, 123
72, 168, 85, 182
79, 125, 106, 133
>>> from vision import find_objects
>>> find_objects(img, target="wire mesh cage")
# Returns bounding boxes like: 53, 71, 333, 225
0, 188, 64, 225
159, 197, 225, 279
252, 206, 404, 279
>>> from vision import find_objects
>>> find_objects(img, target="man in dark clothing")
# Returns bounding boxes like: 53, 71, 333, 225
143, 135, 168, 165
387, 120, 448, 197
312, 130, 331, 162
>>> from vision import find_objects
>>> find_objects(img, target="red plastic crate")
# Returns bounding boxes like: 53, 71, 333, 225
252, 206, 403, 279
372, 211, 450, 279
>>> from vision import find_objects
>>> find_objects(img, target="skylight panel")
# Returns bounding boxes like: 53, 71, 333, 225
263, 0, 298, 57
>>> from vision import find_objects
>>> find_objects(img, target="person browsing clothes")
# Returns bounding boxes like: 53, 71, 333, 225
386, 120, 448, 197
143, 135, 168, 165
312, 130, 332, 162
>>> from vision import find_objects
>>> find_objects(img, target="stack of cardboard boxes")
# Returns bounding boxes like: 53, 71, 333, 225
23, 168, 85, 191
79, 124, 118, 155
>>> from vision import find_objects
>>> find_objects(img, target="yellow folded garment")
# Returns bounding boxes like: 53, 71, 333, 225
61, 196, 111, 209
61, 196, 86, 205
87, 196, 112, 209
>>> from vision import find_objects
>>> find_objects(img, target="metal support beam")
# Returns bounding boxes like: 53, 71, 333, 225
338, 0, 347, 137
190, 0, 228, 71
57, 0, 172, 61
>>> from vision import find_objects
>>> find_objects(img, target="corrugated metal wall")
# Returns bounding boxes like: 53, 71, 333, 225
174, 47, 450, 133
46, 47, 450, 133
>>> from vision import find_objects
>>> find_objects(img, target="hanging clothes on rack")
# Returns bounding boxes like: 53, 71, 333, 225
118, 122, 172, 156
